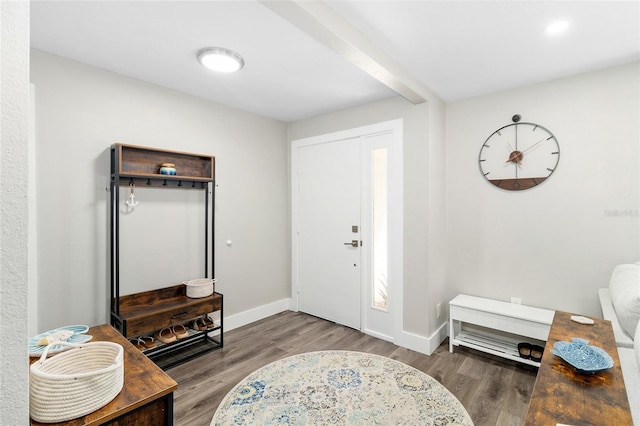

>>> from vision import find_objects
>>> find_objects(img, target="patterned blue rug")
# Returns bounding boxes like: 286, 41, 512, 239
211, 350, 473, 425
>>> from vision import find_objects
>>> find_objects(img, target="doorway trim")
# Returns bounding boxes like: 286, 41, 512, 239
291, 119, 403, 341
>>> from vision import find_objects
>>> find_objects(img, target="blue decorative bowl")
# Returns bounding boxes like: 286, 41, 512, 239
551, 337, 614, 374
29, 325, 92, 357
159, 163, 177, 175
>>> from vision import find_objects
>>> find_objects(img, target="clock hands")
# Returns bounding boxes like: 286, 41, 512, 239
521, 137, 549, 155
505, 137, 548, 166
505, 142, 522, 166
505, 143, 522, 167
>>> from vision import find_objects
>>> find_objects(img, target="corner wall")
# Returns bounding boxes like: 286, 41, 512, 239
446, 61, 640, 316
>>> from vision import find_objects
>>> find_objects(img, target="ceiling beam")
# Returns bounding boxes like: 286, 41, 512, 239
259, 0, 429, 105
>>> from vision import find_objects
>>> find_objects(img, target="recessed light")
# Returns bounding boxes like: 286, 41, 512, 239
196, 47, 244, 73
546, 20, 569, 35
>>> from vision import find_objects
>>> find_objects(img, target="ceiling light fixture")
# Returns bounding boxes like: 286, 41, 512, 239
546, 20, 569, 35
196, 47, 244, 73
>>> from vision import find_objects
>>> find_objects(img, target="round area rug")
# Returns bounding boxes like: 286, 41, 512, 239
211, 350, 473, 425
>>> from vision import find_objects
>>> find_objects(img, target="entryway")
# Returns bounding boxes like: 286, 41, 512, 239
291, 120, 403, 341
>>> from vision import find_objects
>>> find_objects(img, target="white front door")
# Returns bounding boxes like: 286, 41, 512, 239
296, 137, 361, 329
292, 119, 403, 340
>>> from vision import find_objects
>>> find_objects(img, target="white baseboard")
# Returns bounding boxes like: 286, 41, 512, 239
395, 321, 449, 356
428, 320, 450, 354
223, 298, 292, 332
363, 328, 394, 343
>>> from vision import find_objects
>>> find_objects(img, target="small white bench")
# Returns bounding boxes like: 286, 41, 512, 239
449, 294, 555, 367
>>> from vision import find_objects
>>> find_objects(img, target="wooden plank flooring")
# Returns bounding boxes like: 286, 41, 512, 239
167, 311, 538, 426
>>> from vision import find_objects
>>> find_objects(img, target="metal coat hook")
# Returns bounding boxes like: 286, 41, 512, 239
126, 182, 139, 207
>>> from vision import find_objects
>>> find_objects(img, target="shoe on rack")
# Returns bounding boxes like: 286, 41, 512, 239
518, 342, 532, 359
155, 327, 177, 344
130, 338, 145, 351
139, 335, 156, 349
190, 318, 208, 331
172, 324, 189, 339
530, 345, 544, 362
202, 315, 216, 329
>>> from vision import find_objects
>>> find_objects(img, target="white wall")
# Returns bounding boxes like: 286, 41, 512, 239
288, 95, 449, 347
30, 50, 290, 331
446, 61, 640, 317
0, 2, 30, 423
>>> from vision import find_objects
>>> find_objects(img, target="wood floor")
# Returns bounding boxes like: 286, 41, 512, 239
167, 311, 538, 426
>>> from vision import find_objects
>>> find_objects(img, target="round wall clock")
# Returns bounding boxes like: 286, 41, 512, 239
478, 115, 560, 191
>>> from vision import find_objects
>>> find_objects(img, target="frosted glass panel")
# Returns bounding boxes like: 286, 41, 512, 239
372, 148, 388, 310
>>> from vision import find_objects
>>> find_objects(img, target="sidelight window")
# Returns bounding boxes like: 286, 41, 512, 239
372, 148, 388, 311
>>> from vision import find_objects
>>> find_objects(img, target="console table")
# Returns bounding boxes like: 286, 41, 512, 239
524, 311, 632, 425
449, 294, 554, 367
30, 324, 177, 425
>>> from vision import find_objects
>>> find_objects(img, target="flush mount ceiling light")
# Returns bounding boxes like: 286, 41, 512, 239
546, 20, 569, 35
196, 47, 244, 73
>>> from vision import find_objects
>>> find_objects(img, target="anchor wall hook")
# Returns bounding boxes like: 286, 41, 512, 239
126, 182, 139, 207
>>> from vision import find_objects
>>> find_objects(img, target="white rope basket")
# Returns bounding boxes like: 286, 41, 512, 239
30, 341, 124, 423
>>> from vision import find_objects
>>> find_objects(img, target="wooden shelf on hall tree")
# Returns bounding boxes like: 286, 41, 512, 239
113, 143, 214, 182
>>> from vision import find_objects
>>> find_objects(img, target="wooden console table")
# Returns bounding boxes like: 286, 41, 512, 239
30, 324, 177, 425
525, 311, 632, 425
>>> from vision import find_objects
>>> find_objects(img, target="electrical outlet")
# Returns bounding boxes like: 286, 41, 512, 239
511, 297, 522, 305
436, 303, 442, 319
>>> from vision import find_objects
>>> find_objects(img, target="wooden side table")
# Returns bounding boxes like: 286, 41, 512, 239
525, 311, 632, 425
30, 324, 177, 425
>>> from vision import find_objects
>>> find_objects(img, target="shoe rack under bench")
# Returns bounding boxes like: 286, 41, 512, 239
111, 285, 223, 369
449, 294, 554, 367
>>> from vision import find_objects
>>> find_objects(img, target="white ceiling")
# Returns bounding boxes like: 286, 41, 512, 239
30, 1, 640, 123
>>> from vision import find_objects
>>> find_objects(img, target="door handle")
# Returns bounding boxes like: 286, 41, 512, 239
343, 240, 358, 248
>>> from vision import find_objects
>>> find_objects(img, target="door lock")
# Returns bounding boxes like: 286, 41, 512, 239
343, 240, 358, 248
